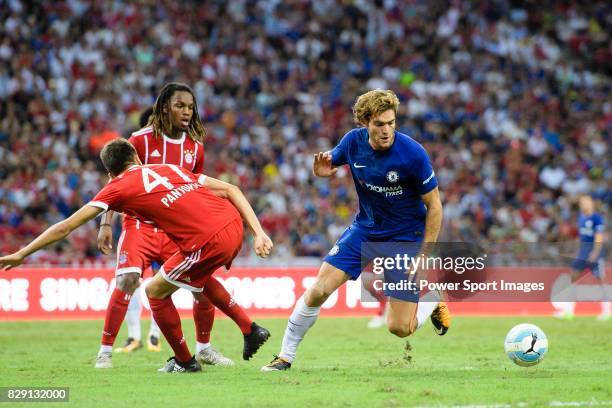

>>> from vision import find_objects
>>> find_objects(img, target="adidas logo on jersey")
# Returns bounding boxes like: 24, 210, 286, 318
151, 150, 161, 157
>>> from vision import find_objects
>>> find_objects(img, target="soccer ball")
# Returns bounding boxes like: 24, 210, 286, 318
504, 323, 548, 367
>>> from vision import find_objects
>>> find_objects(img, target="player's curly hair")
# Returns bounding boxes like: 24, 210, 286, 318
352, 89, 400, 126
148, 82, 206, 142
100, 138, 138, 176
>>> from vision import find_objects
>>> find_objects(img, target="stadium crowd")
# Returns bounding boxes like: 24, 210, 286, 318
0, 0, 609, 265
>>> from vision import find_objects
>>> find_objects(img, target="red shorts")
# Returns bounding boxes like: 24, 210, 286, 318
159, 218, 243, 292
115, 223, 179, 276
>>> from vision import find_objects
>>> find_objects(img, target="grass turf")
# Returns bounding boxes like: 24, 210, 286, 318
0, 316, 610, 407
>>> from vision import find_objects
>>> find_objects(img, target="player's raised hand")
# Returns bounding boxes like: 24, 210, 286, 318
253, 233, 273, 258
0, 252, 25, 271
97, 225, 113, 255
312, 151, 338, 177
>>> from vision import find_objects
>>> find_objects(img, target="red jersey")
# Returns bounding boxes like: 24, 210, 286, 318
89, 164, 240, 253
129, 126, 204, 172
124, 126, 205, 229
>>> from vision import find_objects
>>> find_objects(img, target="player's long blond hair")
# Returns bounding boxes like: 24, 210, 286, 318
148, 82, 206, 142
352, 89, 400, 126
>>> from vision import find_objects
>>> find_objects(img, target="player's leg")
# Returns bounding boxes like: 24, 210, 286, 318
382, 240, 449, 337
262, 226, 363, 371
386, 290, 447, 337
161, 217, 269, 362
262, 262, 350, 371
95, 271, 140, 367
201, 277, 254, 335
191, 291, 233, 366
95, 228, 147, 368
361, 271, 388, 329
145, 268, 200, 372
594, 260, 610, 321
557, 255, 588, 319
115, 285, 143, 353
158, 232, 232, 364
146, 263, 162, 352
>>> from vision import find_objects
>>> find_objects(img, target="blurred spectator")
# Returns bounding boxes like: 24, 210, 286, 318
0, 0, 609, 265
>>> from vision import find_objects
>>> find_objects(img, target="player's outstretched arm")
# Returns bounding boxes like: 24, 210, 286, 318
312, 151, 338, 177
97, 210, 115, 255
198, 175, 273, 258
0, 206, 103, 270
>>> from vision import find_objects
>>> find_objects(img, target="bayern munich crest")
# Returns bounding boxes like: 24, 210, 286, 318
386, 170, 399, 183
119, 251, 128, 265
184, 150, 194, 164
328, 245, 340, 256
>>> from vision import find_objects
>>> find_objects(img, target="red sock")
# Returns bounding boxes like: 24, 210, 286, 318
101, 288, 132, 346
204, 278, 252, 335
193, 296, 215, 344
363, 274, 387, 316
148, 297, 192, 362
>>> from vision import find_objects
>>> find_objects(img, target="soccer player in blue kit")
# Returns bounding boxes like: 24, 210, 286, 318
557, 195, 609, 320
262, 90, 450, 371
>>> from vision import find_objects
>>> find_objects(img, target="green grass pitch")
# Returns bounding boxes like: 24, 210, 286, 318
0, 316, 610, 407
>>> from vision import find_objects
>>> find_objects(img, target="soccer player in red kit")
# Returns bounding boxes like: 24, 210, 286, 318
0, 138, 273, 373
95, 83, 261, 368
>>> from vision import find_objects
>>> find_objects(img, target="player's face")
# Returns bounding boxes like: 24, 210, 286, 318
167, 91, 195, 131
367, 109, 396, 151
579, 196, 593, 214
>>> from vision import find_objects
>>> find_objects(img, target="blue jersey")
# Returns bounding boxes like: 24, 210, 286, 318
578, 212, 605, 243
572, 212, 605, 274
331, 128, 437, 238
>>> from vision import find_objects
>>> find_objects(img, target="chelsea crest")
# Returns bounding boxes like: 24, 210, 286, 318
386, 171, 399, 183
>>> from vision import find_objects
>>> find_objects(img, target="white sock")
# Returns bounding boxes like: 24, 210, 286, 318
148, 312, 161, 338
196, 342, 211, 353
416, 291, 440, 329
99, 345, 112, 354
564, 283, 577, 315
279, 296, 320, 363
126, 288, 142, 340
600, 283, 610, 315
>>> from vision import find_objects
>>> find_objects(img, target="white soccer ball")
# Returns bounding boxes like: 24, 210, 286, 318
504, 323, 548, 367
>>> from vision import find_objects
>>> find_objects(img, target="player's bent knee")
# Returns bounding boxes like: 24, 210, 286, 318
144, 280, 160, 299
116, 272, 140, 293
387, 321, 416, 338
304, 285, 330, 307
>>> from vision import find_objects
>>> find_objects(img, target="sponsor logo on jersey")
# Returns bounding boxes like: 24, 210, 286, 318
386, 170, 399, 183
365, 183, 403, 197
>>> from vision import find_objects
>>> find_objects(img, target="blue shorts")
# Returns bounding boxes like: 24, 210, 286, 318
571, 257, 605, 279
323, 225, 422, 302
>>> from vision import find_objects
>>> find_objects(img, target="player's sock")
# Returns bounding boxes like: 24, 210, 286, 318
204, 278, 253, 335
196, 342, 211, 353
148, 313, 161, 338
126, 288, 142, 341
601, 301, 611, 316
101, 288, 132, 347
279, 296, 320, 363
99, 345, 112, 354
600, 283, 610, 315
362, 272, 387, 315
193, 296, 215, 344
416, 291, 440, 329
148, 297, 192, 362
